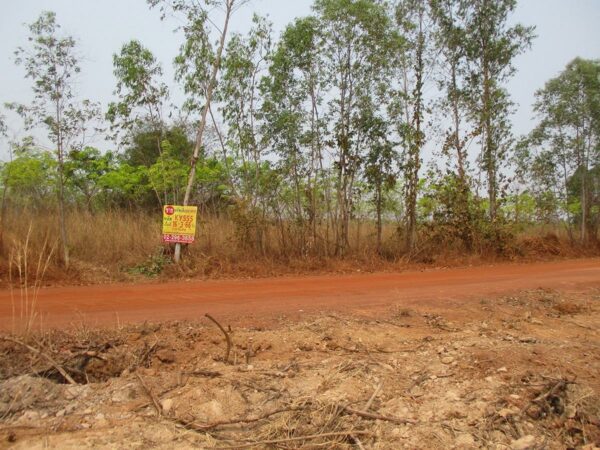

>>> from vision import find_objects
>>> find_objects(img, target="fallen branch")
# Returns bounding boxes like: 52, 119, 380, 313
363, 383, 383, 412
342, 405, 417, 425
175, 406, 305, 431
187, 369, 222, 378
212, 430, 371, 449
135, 373, 162, 417
1, 336, 76, 385
205, 314, 232, 364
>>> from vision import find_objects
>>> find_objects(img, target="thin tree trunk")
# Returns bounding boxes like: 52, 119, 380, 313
56, 98, 69, 269
175, 0, 233, 263
376, 184, 382, 253
405, 10, 424, 253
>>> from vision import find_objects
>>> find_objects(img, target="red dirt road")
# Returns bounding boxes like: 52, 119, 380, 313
1, 258, 599, 330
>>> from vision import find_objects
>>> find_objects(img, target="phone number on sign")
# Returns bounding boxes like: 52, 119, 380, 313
163, 234, 195, 243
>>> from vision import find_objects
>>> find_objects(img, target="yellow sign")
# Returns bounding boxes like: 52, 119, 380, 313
162, 205, 198, 244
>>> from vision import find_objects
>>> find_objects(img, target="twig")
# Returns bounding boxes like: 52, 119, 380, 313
212, 431, 371, 449
564, 320, 594, 331
351, 433, 367, 450
187, 369, 222, 378
175, 406, 305, 431
363, 383, 382, 413
0, 336, 76, 385
135, 373, 162, 417
342, 406, 417, 425
138, 340, 158, 368
205, 313, 232, 364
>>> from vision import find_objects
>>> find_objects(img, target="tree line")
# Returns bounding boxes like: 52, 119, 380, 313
1, 0, 599, 268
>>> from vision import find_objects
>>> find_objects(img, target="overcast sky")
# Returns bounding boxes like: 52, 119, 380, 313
1, 0, 599, 158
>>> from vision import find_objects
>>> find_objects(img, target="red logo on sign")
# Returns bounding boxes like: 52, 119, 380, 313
165, 206, 175, 215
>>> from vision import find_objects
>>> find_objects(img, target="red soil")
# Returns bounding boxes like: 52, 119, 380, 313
1, 258, 599, 330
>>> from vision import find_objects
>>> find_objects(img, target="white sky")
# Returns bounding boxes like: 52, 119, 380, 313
1, 0, 599, 158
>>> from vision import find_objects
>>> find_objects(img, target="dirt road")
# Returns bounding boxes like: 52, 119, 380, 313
1, 258, 599, 330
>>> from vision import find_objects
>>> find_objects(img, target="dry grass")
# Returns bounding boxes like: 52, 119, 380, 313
0, 209, 596, 286
6, 225, 55, 335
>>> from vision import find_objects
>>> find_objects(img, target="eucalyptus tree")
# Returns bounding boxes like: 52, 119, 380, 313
462, 0, 534, 223
149, 0, 249, 262
315, 0, 401, 255
261, 16, 328, 252
219, 15, 273, 211
526, 58, 600, 242
7, 11, 101, 268
107, 40, 169, 148
429, 0, 475, 248
361, 100, 397, 253
107, 40, 171, 204
392, 0, 433, 253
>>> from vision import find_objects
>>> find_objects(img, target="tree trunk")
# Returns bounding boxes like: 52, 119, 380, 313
405, 10, 424, 254
376, 183, 382, 254
175, 0, 234, 263
56, 99, 69, 269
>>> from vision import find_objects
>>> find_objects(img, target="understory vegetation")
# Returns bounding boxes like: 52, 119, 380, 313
0, 0, 599, 282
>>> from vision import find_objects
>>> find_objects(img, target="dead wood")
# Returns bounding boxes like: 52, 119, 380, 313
175, 406, 306, 431
135, 373, 162, 417
212, 430, 372, 449
363, 383, 383, 412
205, 313, 232, 364
187, 369, 222, 378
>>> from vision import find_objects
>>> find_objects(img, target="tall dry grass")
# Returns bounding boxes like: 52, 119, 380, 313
7, 225, 55, 334
0, 208, 595, 285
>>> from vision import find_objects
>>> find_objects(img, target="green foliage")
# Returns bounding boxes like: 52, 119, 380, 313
524, 58, 600, 241
126, 250, 170, 277
66, 147, 116, 210
98, 163, 150, 208
1, 143, 56, 208
107, 40, 169, 145
147, 140, 188, 205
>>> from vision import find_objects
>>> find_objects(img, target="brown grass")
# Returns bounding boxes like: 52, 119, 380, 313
0, 209, 597, 286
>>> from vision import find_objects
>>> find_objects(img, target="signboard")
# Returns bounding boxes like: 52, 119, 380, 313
162, 205, 198, 244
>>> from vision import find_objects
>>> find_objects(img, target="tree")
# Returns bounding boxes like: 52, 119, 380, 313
430, 0, 475, 249
7, 11, 101, 268
149, 0, 249, 262
107, 39, 172, 205
220, 15, 273, 211
261, 15, 328, 254
526, 58, 600, 242
315, 0, 401, 255
65, 147, 115, 212
1, 140, 56, 209
463, 0, 534, 223
392, 0, 432, 253
362, 105, 397, 252
107, 40, 169, 144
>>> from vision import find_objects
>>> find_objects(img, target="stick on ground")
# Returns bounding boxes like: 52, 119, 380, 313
175, 406, 306, 431
135, 373, 162, 417
213, 430, 371, 449
205, 313, 232, 364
